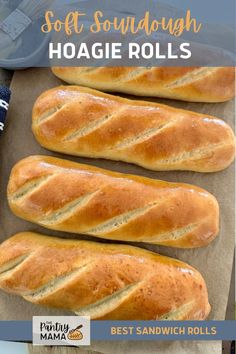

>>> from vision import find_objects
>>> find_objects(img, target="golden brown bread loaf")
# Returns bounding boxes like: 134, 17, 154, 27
32, 86, 235, 172
0, 232, 211, 320
7, 156, 219, 248
51, 66, 235, 103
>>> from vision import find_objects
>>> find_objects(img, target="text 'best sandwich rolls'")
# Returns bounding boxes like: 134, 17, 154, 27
0, 232, 211, 320
32, 86, 235, 173
7, 155, 219, 248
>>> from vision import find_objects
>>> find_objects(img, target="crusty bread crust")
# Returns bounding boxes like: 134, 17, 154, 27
0, 232, 211, 320
7, 155, 219, 248
52, 67, 235, 103
32, 85, 235, 172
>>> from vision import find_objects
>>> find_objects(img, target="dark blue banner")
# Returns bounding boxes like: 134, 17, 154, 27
0, 0, 235, 67
0, 321, 236, 342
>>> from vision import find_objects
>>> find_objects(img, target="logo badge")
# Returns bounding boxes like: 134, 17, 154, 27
33, 316, 90, 346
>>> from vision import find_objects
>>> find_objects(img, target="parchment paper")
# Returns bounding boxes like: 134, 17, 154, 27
0, 68, 235, 354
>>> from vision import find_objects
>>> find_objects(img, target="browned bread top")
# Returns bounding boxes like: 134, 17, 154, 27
7, 156, 219, 248
32, 85, 235, 172
0, 232, 211, 320
51, 66, 235, 103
